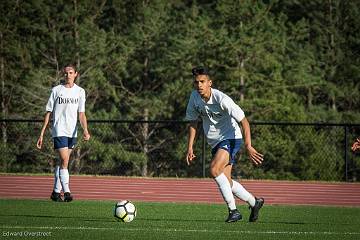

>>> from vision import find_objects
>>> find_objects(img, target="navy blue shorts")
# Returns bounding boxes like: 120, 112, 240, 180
211, 139, 243, 164
53, 137, 77, 149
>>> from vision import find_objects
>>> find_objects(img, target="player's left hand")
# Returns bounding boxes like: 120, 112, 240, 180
246, 146, 264, 166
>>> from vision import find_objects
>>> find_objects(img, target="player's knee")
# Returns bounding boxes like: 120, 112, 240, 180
60, 161, 69, 169
210, 166, 221, 178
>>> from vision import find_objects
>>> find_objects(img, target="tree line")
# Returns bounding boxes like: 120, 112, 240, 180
1, 0, 359, 180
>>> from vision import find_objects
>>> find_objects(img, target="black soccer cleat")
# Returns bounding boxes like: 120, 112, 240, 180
64, 192, 73, 202
225, 209, 242, 223
249, 197, 264, 222
50, 191, 63, 202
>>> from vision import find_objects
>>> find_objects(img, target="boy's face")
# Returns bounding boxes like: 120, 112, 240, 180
193, 75, 212, 97
64, 67, 78, 83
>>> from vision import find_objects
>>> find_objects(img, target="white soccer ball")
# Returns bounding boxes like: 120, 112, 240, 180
114, 200, 137, 222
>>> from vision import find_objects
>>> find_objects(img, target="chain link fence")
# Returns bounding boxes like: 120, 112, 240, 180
0, 119, 359, 181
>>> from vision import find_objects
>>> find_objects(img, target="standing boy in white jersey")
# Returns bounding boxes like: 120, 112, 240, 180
185, 66, 264, 223
36, 64, 90, 202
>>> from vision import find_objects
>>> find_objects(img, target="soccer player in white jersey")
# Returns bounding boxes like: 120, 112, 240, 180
185, 66, 264, 223
36, 64, 90, 202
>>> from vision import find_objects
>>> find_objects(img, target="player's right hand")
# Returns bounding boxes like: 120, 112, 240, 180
36, 136, 43, 149
186, 149, 196, 166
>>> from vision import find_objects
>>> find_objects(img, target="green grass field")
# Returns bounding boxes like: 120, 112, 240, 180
0, 199, 359, 240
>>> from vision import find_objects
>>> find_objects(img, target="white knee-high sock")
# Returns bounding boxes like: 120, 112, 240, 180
53, 165, 62, 193
214, 173, 236, 210
232, 180, 256, 207
59, 168, 70, 193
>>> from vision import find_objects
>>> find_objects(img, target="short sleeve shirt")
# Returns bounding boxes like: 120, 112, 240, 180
46, 84, 86, 138
185, 88, 245, 148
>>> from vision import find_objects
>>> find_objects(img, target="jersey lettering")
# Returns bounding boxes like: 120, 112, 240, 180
58, 97, 79, 105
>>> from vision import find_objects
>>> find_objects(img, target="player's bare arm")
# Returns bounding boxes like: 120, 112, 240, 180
240, 117, 263, 165
352, 137, 360, 152
36, 112, 51, 149
186, 121, 197, 165
79, 112, 90, 141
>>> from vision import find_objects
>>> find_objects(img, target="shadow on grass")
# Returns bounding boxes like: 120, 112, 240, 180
1, 214, 218, 224
258, 220, 355, 227
135, 217, 221, 223
260, 220, 306, 225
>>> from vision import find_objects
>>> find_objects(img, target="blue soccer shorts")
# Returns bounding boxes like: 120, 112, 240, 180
211, 139, 243, 164
53, 136, 77, 150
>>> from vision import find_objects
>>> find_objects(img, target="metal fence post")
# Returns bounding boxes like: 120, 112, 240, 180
344, 125, 349, 181
202, 131, 206, 178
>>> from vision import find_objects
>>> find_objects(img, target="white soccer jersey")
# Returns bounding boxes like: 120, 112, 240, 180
186, 88, 245, 148
45, 84, 86, 138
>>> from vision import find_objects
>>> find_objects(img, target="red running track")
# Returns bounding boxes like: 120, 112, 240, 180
0, 175, 360, 206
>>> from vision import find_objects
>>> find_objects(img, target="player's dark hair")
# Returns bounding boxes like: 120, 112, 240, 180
192, 66, 209, 77
63, 64, 77, 72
